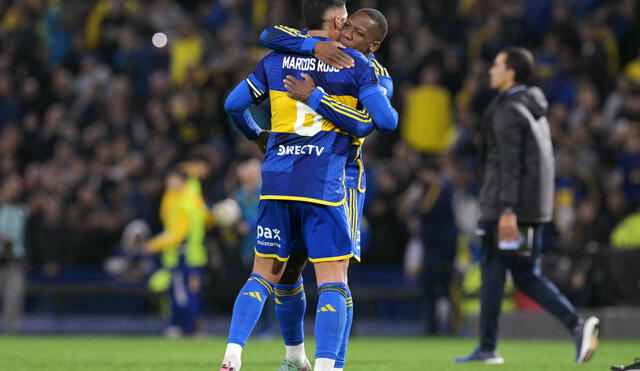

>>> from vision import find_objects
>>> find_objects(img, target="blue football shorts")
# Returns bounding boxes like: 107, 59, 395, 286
255, 199, 353, 262
343, 188, 365, 262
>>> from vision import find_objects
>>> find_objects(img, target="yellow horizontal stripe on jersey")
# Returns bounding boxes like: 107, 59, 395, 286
273, 26, 297, 37
279, 25, 310, 38
319, 95, 369, 118
320, 100, 372, 123
320, 97, 371, 120
322, 94, 370, 119
269, 90, 360, 134
260, 194, 346, 206
274, 25, 307, 38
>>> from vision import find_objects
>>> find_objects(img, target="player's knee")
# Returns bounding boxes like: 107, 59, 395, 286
314, 259, 349, 286
252, 256, 286, 284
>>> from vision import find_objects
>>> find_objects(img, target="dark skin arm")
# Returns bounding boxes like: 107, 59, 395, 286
313, 41, 354, 69
283, 73, 316, 102
253, 130, 270, 154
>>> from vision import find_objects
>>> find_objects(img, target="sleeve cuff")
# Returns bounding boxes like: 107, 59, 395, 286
301, 38, 319, 55
306, 88, 323, 110
501, 206, 515, 214
247, 73, 267, 92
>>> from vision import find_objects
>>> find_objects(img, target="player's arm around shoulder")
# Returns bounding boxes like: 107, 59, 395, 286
259, 25, 354, 69
259, 25, 317, 55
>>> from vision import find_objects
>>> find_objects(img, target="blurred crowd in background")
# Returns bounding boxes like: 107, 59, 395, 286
1, 0, 640, 327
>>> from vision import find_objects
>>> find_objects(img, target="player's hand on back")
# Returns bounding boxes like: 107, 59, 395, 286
313, 40, 354, 69
284, 73, 317, 103
254, 130, 270, 153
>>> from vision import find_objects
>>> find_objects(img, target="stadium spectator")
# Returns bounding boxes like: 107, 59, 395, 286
0, 174, 29, 334
234, 158, 262, 269
407, 161, 458, 334
401, 65, 455, 155
143, 165, 211, 338
455, 47, 599, 364
610, 203, 640, 248
26, 195, 70, 278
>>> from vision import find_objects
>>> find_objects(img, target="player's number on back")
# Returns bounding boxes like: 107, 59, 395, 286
294, 101, 323, 136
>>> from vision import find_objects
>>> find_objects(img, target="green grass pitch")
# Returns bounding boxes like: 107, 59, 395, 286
0, 335, 638, 370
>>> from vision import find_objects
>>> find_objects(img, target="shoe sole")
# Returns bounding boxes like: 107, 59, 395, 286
577, 316, 600, 363
484, 357, 505, 365
277, 359, 311, 371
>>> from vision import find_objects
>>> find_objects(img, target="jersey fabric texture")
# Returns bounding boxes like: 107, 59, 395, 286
345, 53, 394, 193
247, 46, 379, 207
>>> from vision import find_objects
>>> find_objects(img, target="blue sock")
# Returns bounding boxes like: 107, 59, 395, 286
275, 278, 306, 345
227, 273, 274, 346
334, 288, 353, 368
315, 282, 348, 360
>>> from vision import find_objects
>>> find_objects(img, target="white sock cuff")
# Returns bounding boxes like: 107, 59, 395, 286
225, 342, 243, 358
315, 358, 336, 371
285, 343, 307, 364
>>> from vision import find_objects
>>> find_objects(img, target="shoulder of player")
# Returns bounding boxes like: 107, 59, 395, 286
370, 57, 391, 78
343, 48, 378, 76
343, 48, 369, 64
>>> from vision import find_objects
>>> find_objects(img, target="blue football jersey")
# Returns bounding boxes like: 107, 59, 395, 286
345, 54, 394, 193
247, 47, 379, 206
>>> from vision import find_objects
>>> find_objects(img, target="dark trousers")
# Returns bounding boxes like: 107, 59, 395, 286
423, 257, 453, 334
170, 260, 202, 335
479, 224, 580, 351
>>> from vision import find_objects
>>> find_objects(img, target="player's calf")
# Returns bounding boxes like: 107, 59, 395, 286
314, 282, 349, 371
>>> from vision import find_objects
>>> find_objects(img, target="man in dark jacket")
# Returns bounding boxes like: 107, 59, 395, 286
455, 47, 600, 364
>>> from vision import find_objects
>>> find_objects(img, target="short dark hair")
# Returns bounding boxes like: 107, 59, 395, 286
502, 47, 535, 84
302, 0, 346, 30
167, 164, 188, 180
357, 8, 388, 42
